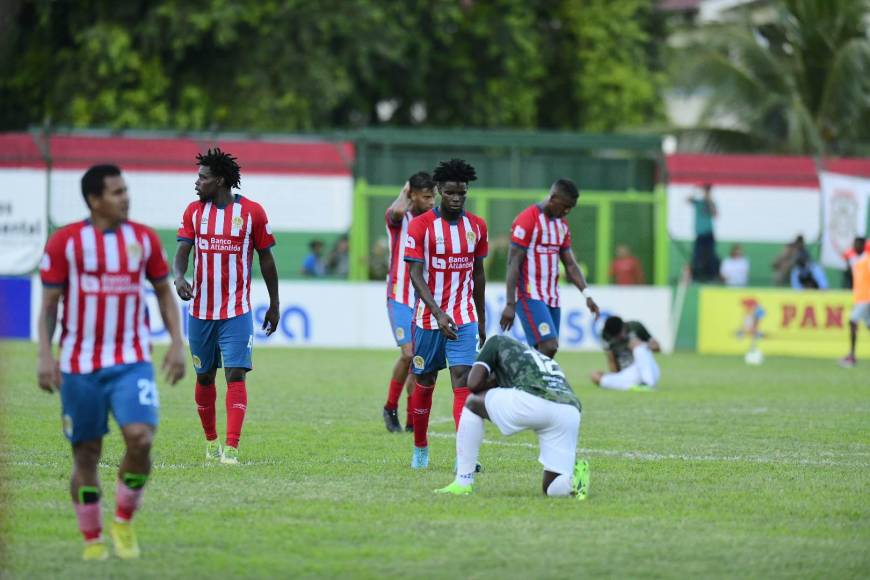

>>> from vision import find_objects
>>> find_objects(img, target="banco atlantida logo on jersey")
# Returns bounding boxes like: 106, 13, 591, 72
431, 257, 447, 269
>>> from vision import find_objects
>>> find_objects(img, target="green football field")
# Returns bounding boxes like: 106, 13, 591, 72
1, 340, 868, 579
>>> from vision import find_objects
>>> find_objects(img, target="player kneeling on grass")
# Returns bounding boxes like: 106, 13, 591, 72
590, 316, 660, 391
435, 335, 589, 499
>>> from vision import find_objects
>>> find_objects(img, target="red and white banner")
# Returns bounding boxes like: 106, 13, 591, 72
819, 171, 870, 269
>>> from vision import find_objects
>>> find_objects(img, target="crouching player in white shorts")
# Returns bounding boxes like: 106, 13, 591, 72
591, 316, 661, 391
434, 335, 589, 499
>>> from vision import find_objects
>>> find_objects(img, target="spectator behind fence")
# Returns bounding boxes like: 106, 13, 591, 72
687, 183, 719, 282
720, 244, 750, 287
301, 239, 326, 277
609, 244, 645, 285
772, 235, 805, 286
326, 234, 349, 278
790, 250, 828, 290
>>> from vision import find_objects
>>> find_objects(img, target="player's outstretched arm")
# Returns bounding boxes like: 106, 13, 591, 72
37, 286, 63, 393
409, 261, 457, 339
152, 278, 186, 385
172, 241, 194, 301
561, 248, 600, 319
257, 248, 280, 336
500, 244, 525, 331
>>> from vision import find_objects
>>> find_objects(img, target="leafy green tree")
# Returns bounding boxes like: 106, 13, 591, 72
673, 0, 870, 155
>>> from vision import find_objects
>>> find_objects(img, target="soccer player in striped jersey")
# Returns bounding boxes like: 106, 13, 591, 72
37, 164, 187, 561
382, 172, 435, 433
404, 159, 488, 469
173, 148, 280, 464
499, 179, 599, 359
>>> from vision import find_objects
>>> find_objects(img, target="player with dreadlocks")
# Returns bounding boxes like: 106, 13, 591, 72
173, 148, 280, 464
404, 159, 489, 469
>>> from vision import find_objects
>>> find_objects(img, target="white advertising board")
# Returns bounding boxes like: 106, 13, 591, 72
0, 169, 48, 275
32, 280, 673, 353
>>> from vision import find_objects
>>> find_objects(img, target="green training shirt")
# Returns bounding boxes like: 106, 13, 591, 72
475, 335, 581, 412
602, 320, 652, 370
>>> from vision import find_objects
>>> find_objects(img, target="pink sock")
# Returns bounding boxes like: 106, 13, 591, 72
115, 480, 144, 522
74, 502, 102, 541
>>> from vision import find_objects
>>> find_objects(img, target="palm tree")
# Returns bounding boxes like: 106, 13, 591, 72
672, 0, 870, 156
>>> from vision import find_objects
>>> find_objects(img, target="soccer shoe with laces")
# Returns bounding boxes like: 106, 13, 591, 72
221, 446, 239, 465
382, 407, 402, 433
111, 520, 140, 559
572, 459, 590, 501
205, 440, 222, 461
434, 481, 473, 495
82, 539, 109, 561
411, 446, 429, 469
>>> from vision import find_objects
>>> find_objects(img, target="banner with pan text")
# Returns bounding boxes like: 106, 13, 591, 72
698, 287, 868, 359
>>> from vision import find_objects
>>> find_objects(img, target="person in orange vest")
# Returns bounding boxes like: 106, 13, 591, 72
842, 238, 870, 288
840, 237, 870, 368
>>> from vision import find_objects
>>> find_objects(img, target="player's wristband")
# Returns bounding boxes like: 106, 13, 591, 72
581, 288, 592, 300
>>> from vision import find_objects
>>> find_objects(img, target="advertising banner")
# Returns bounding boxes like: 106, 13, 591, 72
0, 169, 47, 275
819, 171, 870, 269
31, 280, 673, 353
698, 287, 866, 359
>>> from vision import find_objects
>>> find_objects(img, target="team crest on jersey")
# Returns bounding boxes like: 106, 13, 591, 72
232, 216, 244, 228
513, 225, 526, 239
62, 414, 73, 438
200, 216, 209, 225
192, 355, 202, 369
466, 230, 476, 244
538, 322, 551, 336
413, 355, 425, 369
127, 243, 142, 261
405, 237, 416, 249
395, 327, 405, 340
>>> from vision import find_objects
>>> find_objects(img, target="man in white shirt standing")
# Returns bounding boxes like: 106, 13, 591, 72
720, 244, 750, 287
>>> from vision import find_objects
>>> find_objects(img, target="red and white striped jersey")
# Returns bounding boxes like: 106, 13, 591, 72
511, 204, 572, 307
404, 208, 488, 329
386, 209, 415, 306
39, 220, 170, 374
177, 195, 275, 320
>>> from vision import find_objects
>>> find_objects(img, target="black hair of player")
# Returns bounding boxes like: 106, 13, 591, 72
408, 171, 435, 191
81, 164, 122, 209
432, 159, 477, 184
552, 178, 579, 200
602, 316, 625, 341
197, 147, 241, 190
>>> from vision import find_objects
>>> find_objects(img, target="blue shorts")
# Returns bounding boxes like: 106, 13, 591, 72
387, 299, 414, 346
517, 298, 561, 346
411, 322, 479, 375
188, 311, 254, 373
60, 362, 159, 444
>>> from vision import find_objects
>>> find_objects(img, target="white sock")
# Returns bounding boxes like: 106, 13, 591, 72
546, 473, 573, 497
456, 406, 484, 484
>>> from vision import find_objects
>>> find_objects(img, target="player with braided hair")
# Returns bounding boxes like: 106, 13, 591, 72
404, 159, 489, 469
173, 148, 280, 464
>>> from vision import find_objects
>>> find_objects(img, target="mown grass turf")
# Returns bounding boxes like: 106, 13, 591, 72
1, 341, 867, 578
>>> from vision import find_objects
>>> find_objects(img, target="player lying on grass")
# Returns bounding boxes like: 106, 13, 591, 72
590, 316, 661, 391
435, 335, 589, 499
37, 164, 186, 561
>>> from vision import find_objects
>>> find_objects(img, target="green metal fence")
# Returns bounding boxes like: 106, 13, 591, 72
349, 181, 668, 285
